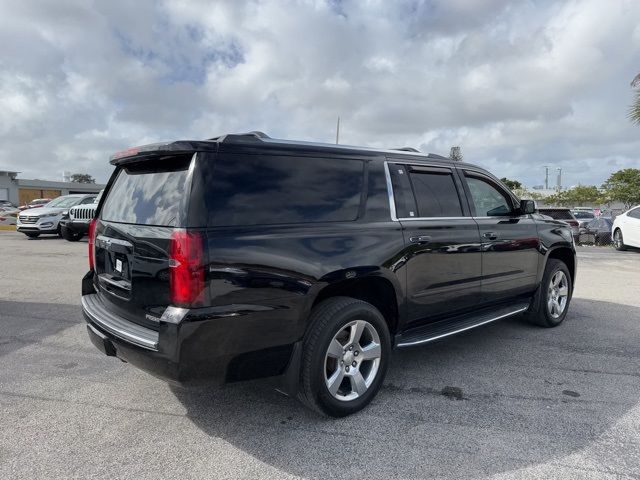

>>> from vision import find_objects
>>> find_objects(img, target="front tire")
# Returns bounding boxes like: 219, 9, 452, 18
525, 259, 572, 327
298, 297, 390, 417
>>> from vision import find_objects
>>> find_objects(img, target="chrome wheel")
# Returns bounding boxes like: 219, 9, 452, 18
324, 320, 381, 402
614, 230, 623, 249
547, 271, 569, 319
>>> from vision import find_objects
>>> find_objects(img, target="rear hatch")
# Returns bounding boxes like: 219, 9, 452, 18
93, 153, 198, 330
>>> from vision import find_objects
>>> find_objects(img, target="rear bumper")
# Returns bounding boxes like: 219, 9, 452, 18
81, 288, 298, 385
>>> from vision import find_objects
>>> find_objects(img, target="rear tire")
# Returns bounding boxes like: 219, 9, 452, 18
24, 232, 39, 238
298, 297, 390, 417
614, 229, 626, 251
525, 259, 572, 328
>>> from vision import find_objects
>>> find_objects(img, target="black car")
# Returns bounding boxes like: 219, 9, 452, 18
82, 132, 576, 417
580, 217, 613, 245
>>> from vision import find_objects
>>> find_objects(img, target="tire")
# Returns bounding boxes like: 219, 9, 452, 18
61, 225, 83, 242
298, 297, 391, 417
525, 259, 572, 328
24, 232, 40, 238
613, 229, 626, 251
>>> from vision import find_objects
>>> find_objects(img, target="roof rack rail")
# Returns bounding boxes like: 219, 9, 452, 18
393, 147, 420, 153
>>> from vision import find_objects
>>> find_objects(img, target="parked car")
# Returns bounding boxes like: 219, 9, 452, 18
0, 200, 16, 209
0, 206, 19, 225
18, 198, 51, 211
59, 190, 103, 241
580, 217, 613, 245
17, 194, 97, 238
537, 208, 580, 242
572, 210, 596, 233
612, 205, 640, 251
82, 132, 576, 417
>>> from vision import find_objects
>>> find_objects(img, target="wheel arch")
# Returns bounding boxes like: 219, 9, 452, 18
308, 271, 403, 336
545, 246, 576, 287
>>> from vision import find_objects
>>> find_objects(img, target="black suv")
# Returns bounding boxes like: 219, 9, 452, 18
82, 132, 576, 416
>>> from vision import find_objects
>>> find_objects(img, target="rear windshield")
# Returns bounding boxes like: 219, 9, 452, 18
101, 155, 192, 226
540, 209, 573, 220
205, 153, 364, 226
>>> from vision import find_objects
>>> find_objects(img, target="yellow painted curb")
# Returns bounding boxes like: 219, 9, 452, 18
0, 225, 17, 231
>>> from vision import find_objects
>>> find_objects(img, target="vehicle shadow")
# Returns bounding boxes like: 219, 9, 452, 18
171, 298, 640, 478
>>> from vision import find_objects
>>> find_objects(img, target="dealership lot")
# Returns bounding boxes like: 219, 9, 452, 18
1, 231, 639, 479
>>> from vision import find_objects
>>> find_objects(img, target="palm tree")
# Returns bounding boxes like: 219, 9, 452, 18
630, 73, 640, 125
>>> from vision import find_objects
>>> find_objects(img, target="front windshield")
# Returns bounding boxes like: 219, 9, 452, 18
45, 196, 81, 208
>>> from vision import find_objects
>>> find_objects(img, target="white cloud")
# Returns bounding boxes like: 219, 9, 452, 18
0, 0, 638, 187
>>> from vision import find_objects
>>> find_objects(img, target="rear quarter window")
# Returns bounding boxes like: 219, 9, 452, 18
205, 153, 364, 226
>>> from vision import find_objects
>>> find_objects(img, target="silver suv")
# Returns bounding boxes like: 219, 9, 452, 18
17, 194, 97, 239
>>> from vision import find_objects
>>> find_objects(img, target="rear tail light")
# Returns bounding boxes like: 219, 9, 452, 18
169, 230, 205, 307
88, 218, 97, 270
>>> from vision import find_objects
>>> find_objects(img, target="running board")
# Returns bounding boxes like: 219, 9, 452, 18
396, 302, 530, 347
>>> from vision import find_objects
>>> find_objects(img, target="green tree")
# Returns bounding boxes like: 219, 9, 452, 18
564, 185, 603, 206
602, 168, 640, 209
449, 146, 463, 161
70, 173, 96, 184
629, 73, 640, 125
500, 177, 522, 191
544, 190, 571, 207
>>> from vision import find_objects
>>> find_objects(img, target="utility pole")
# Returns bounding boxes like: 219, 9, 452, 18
556, 168, 562, 191
544, 166, 549, 190
335, 116, 340, 144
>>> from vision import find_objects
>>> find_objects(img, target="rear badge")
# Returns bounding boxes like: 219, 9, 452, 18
115, 259, 123, 273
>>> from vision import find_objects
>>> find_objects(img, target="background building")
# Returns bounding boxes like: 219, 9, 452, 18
0, 171, 104, 206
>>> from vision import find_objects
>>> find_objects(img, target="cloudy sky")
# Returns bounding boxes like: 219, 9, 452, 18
0, 0, 639, 188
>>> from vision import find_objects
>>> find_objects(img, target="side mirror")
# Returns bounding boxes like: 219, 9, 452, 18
520, 199, 536, 214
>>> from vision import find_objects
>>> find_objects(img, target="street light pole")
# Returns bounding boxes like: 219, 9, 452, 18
544, 166, 549, 190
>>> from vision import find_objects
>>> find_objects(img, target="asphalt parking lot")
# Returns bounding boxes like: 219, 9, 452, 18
1, 231, 639, 479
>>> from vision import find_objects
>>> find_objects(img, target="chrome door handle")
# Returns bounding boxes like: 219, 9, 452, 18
482, 232, 498, 240
409, 235, 431, 244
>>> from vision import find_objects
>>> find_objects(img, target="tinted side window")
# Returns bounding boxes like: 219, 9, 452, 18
466, 176, 513, 216
388, 164, 417, 218
408, 169, 462, 217
206, 154, 364, 226
628, 208, 640, 219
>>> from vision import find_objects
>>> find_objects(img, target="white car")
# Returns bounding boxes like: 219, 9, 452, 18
16, 194, 97, 238
612, 205, 640, 250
